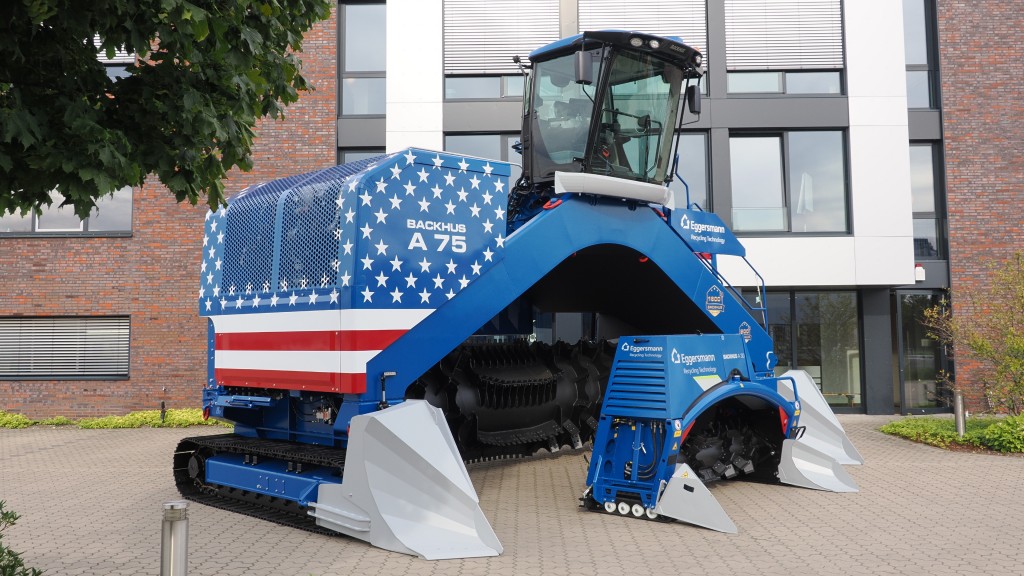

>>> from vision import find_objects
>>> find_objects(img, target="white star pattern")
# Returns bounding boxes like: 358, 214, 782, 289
198, 150, 511, 315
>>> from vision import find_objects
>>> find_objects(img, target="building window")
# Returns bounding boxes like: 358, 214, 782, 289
668, 132, 710, 210
444, 133, 523, 185
729, 131, 848, 233
759, 291, 862, 408
727, 71, 842, 95
903, 0, 937, 109
0, 187, 133, 234
445, 75, 525, 100
0, 316, 131, 379
338, 148, 386, 164
909, 143, 945, 259
340, 3, 386, 116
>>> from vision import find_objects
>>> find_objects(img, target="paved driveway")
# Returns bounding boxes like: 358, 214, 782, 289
2, 415, 1022, 575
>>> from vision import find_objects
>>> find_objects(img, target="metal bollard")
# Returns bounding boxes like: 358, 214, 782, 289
160, 501, 189, 576
954, 391, 966, 438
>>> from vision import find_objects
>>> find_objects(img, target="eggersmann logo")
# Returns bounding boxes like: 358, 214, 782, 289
671, 348, 716, 366
621, 342, 664, 353
679, 214, 726, 235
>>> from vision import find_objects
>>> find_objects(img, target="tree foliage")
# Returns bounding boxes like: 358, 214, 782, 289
923, 254, 1024, 415
0, 0, 333, 219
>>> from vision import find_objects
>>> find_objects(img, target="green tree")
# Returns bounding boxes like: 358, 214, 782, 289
923, 254, 1024, 415
0, 0, 333, 219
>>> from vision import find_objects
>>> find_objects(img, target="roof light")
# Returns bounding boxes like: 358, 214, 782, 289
693, 53, 703, 66
648, 39, 661, 49
629, 37, 643, 48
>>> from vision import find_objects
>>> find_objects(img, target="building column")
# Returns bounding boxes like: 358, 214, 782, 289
386, 0, 444, 152
861, 288, 895, 415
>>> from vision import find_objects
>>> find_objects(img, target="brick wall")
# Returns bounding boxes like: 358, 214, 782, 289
937, 1, 1024, 412
0, 10, 337, 419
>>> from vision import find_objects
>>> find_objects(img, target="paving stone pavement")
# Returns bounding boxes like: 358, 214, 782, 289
2, 415, 1023, 575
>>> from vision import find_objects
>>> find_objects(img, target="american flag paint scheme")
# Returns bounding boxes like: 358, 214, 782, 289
200, 149, 512, 394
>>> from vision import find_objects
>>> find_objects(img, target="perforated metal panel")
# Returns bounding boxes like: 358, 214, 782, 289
219, 157, 389, 297
220, 178, 295, 297
278, 174, 345, 291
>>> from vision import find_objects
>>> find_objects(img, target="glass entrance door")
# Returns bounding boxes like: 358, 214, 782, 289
894, 291, 950, 413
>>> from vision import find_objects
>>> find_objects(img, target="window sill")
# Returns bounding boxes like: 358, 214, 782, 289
0, 231, 133, 239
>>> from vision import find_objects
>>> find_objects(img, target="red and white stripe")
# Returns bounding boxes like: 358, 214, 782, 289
211, 309, 433, 394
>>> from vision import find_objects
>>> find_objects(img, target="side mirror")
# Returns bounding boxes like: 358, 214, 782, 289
575, 51, 594, 85
686, 83, 701, 115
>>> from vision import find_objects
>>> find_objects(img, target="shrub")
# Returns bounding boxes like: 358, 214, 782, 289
34, 416, 74, 427
0, 412, 33, 430
77, 409, 230, 429
922, 254, 1024, 415
979, 414, 1024, 453
0, 501, 43, 576
881, 415, 1024, 453
0, 409, 229, 430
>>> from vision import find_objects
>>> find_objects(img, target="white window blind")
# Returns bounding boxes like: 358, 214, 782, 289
0, 317, 130, 378
724, 0, 844, 70
444, 0, 561, 74
578, 0, 708, 58
93, 34, 134, 64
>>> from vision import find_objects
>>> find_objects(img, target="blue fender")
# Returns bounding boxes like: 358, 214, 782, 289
677, 378, 798, 440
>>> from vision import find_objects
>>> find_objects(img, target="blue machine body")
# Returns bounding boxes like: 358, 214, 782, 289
174, 32, 863, 554
585, 334, 800, 511
191, 145, 785, 510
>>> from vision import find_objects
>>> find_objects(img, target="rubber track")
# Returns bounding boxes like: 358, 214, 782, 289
173, 433, 538, 533
174, 434, 346, 534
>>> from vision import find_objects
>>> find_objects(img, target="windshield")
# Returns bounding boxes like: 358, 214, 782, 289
588, 49, 683, 184
527, 50, 602, 180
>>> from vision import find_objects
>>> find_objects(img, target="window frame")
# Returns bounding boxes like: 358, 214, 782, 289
908, 141, 947, 259
338, 2, 387, 118
748, 289, 865, 412
0, 316, 132, 380
443, 75, 526, 101
903, 0, 940, 110
729, 129, 851, 236
726, 70, 845, 96
338, 148, 386, 165
668, 131, 712, 211
0, 187, 134, 237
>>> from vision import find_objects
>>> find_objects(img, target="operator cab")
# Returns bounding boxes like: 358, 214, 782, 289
510, 31, 703, 227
